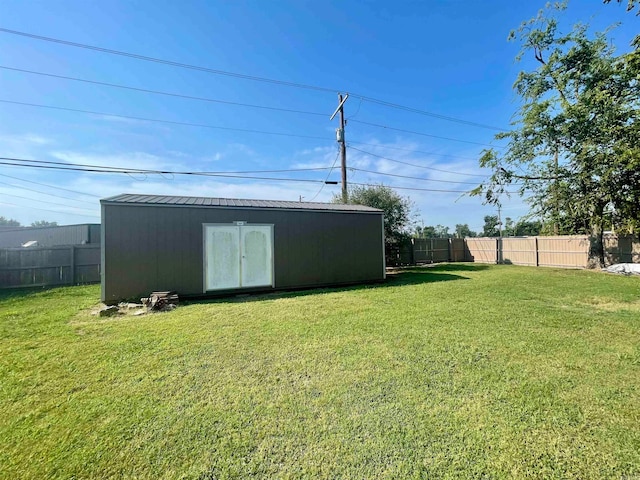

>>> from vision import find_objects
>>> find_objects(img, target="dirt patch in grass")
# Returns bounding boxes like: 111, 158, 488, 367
579, 296, 640, 312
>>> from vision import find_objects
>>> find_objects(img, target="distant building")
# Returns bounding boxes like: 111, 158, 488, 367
0, 224, 101, 248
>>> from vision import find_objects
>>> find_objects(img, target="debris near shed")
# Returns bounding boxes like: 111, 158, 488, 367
91, 302, 145, 317
97, 305, 119, 317
90, 292, 179, 318
141, 291, 179, 312
604, 263, 640, 276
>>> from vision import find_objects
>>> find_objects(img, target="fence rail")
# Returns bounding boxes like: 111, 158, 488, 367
387, 235, 639, 269
0, 244, 101, 289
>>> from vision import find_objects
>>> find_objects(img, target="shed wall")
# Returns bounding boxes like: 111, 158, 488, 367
101, 203, 384, 302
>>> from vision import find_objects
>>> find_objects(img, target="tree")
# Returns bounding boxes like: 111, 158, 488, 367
504, 217, 515, 236
333, 185, 416, 246
501, 217, 543, 236
0, 216, 20, 226
604, 0, 640, 14
30, 220, 58, 227
433, 225, 450, 238
482, 215, 500, 237
514, 220, 543, 236
454, 224, 476, 238
472, 3, 640, 265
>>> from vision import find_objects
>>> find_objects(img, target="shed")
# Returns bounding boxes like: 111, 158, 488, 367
101, 194, 385, 303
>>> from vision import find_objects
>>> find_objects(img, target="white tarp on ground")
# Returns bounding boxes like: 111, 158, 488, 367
604, 263, 640, 275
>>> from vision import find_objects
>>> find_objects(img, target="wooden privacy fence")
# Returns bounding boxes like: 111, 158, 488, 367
413, 238, 466, 263
605, 235, 640, 264
465, 236, 590, 268
0, 245, 101, 289
392, 235, 639, 269
387, 238, 466, 266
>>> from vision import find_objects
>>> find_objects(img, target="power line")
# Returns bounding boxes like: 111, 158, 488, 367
351, 96, 506, 131
349, 182, 477, 194
348, 140, 479, 162
0, 173, 101, 198
0, 65, 326, 117
0, 200, 99, 219
0, 100, 330, 140
349, 167, 481, 185
0, 179, 96, 205
0, 156, 501, 194
0, 156, 334, 175
0, 28, 509, 132
0, 28, 337, 94
347, 146, 489, 178
349, 120, 503, 149
0, 190, 97, 212
350, 181, 516, 194
309, 149, 341, 202
0, 157, 329, 183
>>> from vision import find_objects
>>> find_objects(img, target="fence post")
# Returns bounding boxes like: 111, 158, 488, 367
448, 238, 452, 262
70, 245, 76, 285
534, 237, 539, 267
410, 238, 415, 265
430, 238, 434, 263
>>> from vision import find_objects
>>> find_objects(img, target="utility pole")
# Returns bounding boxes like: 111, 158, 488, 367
330, 93, 349, 203
553, 148, 559, 235
498, 205, 503, 238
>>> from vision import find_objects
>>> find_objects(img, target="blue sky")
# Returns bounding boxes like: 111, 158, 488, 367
0, 0, 637, 232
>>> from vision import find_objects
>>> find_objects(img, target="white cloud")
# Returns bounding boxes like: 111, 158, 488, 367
0, 133, 55, 158
0, 134, 532, 231
49, 151, 188, 172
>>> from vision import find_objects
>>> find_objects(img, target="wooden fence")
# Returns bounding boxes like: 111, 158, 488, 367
390, 234, 639, 269
605, 235, 640, 264
465, 236, 590, 268
0, 245, 101, 289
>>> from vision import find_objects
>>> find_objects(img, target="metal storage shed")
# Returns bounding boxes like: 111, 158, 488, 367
101, 194, 385, 303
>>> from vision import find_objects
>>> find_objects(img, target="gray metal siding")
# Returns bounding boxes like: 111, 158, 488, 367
102, 204, 384, 303
0, 224, 100, 248
88, 224, 101, 244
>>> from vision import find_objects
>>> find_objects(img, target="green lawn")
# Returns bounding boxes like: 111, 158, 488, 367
1, 264, 639, 479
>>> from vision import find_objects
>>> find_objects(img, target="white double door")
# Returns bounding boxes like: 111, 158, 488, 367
204, 224, 273, 291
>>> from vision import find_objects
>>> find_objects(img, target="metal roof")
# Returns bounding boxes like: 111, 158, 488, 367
101, 194, 383, 213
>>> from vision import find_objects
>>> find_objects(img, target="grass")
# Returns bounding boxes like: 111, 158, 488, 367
1, 264, 639, 479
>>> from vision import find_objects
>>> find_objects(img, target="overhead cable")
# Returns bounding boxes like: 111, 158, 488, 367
0, 173, 101, 198
350, 96, 506, 131
0, 190, 97, 212
0, 28, 508, 131
347, 146, 488, 177
0, 200, 99, 218
0, 156, 334, 175
349, 182, 478, 194
0, 179, 96, 205
349, 167, 481, 185
0, 28, 337, 93
0, 157, 329, 182
349, 120, 503, 149
0, 100, 329, 140
309, 149, 341, 202
0, 65, 326, 116
348, 140, 479, 162
0, 156, 500, 194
